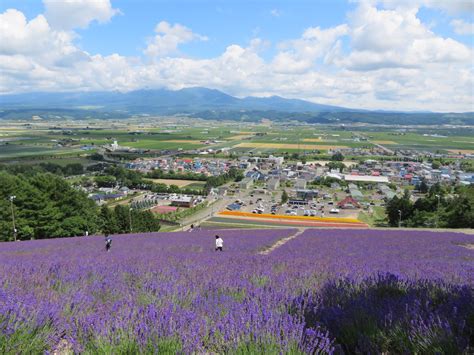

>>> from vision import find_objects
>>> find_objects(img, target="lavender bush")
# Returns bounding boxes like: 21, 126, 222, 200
0, 228, 472, 353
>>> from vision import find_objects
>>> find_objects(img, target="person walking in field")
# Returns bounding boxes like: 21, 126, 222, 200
215, 235, 224, 251
105, 233, 112, 252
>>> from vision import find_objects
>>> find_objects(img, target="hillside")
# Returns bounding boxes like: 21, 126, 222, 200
1, 87, 473, 125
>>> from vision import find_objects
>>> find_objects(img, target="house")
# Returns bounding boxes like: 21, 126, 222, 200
245, 170, 266, 181
170, 195, 194, 208
296, 189, 319, 201
344, 175, 389, 184
295, 179, 307, 189
89, 193, 125, 204
337, 196, 361, 209
239, 177, 253, 189
267, 178, 280, 191
379, 184, 396, 200
119, 186, 130, 195
226, 203, 241, 211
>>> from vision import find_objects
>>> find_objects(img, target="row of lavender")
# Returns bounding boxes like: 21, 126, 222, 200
269, 229, 474, 353
0, 228, 473, 353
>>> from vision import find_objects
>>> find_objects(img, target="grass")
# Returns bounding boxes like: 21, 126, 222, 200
358, 207, 387, 227
0, 317, 53, 354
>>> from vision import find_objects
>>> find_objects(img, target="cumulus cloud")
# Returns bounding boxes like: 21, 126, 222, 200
340, 3, 471, 71
377, 0, 474, 15
0, 2, 473, 112
144, 21, 208, 58
0, 9, 88, 66
271, 24, 349, 74
451, 19, 474, 35
43, 0, 120, 30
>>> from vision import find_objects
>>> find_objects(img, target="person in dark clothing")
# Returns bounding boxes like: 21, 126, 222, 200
105, 234, 112, 252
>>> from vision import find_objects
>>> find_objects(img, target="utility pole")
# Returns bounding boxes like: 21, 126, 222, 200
398, 209, 402, 228
129, 207, 133, 233
9, 196, 17, 241
435, 194, 440, 228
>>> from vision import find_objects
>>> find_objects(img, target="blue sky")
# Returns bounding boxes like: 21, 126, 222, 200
0, 0, 473, 111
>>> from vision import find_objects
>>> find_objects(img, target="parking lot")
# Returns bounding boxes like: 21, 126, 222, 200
225, 187, 360, 219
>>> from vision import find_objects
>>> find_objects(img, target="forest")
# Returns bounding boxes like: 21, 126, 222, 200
385, 184, 474, 228
0, 171, 161, 241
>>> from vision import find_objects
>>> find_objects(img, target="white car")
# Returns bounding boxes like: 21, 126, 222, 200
329, 208, 340, 214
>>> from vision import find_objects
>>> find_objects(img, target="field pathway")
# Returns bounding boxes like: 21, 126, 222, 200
259, 228, 305, 255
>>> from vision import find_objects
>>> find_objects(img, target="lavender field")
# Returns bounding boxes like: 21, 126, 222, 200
1, 228, 473, 354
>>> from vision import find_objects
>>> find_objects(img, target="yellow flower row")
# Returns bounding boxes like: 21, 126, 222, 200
219, 211, 364, 224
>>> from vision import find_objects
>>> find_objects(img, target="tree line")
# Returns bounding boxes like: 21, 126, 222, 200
146, 169, 208, 181
385, 184, 473, 228
0, 171, 161, 241
204, 167, 244, 191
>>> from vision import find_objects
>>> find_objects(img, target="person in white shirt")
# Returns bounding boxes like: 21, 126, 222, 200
215, 235, 224, 251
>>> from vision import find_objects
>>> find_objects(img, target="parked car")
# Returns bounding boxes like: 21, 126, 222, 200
330, 208, 340, 214
310, 210, 317, 216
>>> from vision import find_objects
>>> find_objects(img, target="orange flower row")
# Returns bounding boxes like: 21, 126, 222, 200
219, 211, 364, 224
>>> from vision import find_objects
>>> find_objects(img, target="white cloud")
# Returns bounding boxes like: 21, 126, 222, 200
0, 3, 473, 113
340, 3, 471, 71
377, 0, 474, 15
271, 24, 349, 74
270, 9, 281, 17
0, 9, 87, 67
451, 19, 474, 35
144, 21, 208, 58
43, 0, 119, 30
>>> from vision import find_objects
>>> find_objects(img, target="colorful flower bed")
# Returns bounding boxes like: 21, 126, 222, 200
219, 211, 366, 225
0, 228, 472, 353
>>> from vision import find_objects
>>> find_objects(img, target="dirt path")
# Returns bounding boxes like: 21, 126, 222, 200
259, 228, 305, 255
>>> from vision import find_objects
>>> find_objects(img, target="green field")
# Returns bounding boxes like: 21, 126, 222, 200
368, 132, 474, 152
1, 120, 473, 162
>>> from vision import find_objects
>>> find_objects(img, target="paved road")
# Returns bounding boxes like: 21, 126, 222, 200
180, 195, 233, 231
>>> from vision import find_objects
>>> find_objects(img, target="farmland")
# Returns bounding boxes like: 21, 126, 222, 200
1, 228, 472, 353
1, 119, 473, 163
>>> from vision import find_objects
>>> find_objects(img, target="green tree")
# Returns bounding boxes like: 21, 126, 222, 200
331, 152, 344, 161
327, 161, 345, 172
386, 190, 413, 227
100, 205, 118, 235
281, 190, 289, 204
95, 175, 116, 188
417, 180, 429, 194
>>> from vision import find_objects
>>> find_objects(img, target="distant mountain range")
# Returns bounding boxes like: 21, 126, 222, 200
0, 87, 472, 125
0, 87, 353, 113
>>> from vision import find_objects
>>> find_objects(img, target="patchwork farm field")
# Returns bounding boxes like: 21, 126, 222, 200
1, 228, 473, 353
1, 121, 474, 161
368, 132, 474, 153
